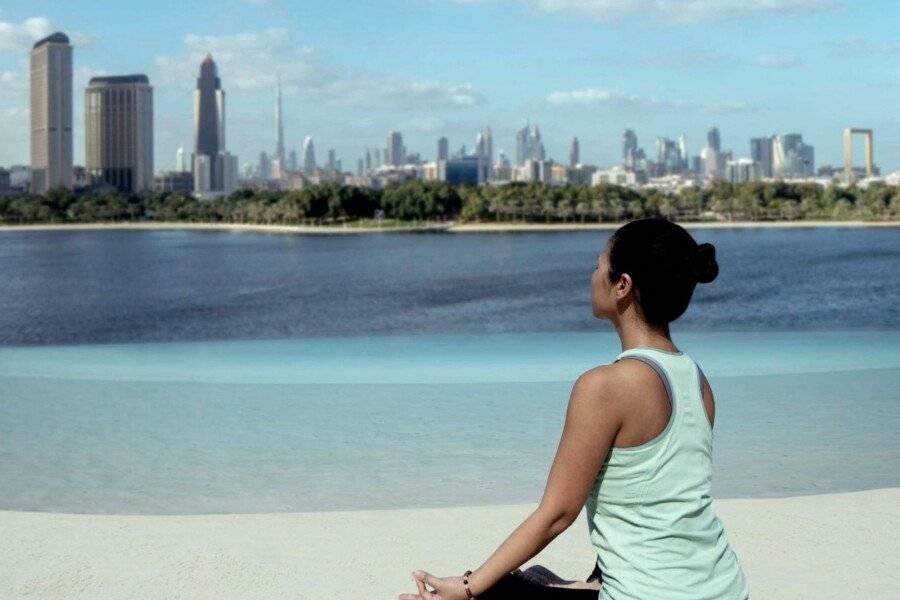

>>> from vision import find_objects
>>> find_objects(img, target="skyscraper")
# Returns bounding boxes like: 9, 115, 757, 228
176, 146, 186, 171
622, 129, 638, 168
386, 130, 404, 166
798, 143, 815, 177
515, 124, 544, 166
216, 151, 238, 193
302, 136, 316, 171
193, 54, 225, 190
701, 146, 720, 179
771, 135, 786, 179
569, 137, 580, 168
678, 133, 688, 170
781, 133, 814, 177
474, 126, 493, 165
437, 137, 449, 161
656, 137, 681, 174
258, 150, 271, 179
85, 74, 154, 193
30, 32, 73, 193
287, 149, 298, 172
782, 133, 803, 155
750, 137, 773, 178
707, 127, 721, 152
275, 76, 285, 169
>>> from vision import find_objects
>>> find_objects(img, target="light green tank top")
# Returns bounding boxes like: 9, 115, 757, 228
584, 347, 749, 600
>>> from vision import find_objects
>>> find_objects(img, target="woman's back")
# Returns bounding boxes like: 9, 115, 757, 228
584, 347, 749, 600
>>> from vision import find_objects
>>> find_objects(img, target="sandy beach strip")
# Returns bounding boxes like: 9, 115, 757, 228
0, 487, 896, 599
448, 219, 899, 232
0, 221, 452, 235
0, 219, 896, 236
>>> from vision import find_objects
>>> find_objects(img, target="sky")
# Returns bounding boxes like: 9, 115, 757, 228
1, 0, 898, 173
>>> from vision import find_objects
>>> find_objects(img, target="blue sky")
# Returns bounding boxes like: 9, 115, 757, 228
1, 0, 898, 172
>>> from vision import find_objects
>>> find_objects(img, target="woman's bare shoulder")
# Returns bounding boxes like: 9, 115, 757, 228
573, 359, 649, 404
577, 359, 653, 386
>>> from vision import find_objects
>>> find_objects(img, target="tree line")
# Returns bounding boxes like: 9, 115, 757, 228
0, 180, 897, 225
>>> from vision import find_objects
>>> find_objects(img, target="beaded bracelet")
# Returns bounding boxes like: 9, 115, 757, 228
463, 570, 474, 599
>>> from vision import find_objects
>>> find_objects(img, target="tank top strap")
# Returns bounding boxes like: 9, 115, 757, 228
614, 347, 682, 402
614, 346, 688, 377
614, 347, 710, 442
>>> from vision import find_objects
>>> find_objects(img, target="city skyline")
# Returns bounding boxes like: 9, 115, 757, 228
1, 2, 899, 172
11, 35, 877, 192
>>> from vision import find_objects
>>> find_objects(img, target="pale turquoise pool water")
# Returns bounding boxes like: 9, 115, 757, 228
2, 330, 898, 514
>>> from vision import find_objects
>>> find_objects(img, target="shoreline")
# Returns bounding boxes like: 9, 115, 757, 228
0, 487, 896, 599
0, 218, 896, 235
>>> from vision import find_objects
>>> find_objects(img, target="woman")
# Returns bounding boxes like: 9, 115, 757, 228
399, 218, 749, 600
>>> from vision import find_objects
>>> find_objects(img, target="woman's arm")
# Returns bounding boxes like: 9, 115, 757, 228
463, 366, 622, 596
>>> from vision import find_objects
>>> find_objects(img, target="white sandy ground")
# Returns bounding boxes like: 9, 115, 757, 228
0, 219, 896, 235
0, 488, 898, 599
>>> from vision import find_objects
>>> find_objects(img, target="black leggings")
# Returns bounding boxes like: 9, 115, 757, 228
478, 563, 603, 599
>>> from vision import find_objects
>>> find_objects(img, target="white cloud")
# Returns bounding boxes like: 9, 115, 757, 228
313, 79, 482, 109
0, 16, 91, 52
547, 89, 638, 106
457, 0, 838, 24
0, 71, 26, 97
153, 28, 484, 109
0, 107, 29, 164
74, 65, 107, 89
831, 36, 900, 57
399, 116, 447, 133
753, 54, 804, 68
0, 17, 53, 51
546, 87, 755, 114
625, 50, 733, 68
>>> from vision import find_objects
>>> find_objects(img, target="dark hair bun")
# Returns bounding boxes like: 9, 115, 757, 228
693, 243, 719, 284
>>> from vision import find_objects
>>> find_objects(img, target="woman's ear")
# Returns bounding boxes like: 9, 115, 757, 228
615, 273, 632, 301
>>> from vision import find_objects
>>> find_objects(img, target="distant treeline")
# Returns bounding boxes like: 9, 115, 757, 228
1, 180, 897, 225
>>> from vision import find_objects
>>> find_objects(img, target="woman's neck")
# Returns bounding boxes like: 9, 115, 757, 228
614, 320, 677, 354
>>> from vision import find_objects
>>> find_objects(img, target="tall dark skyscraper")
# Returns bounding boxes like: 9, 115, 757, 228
750, 136, 773, 177
569, 136, 580, 167
622, 129, 638, 167
437, 136, 449, 161
707, 126, 721, 152
275, 75, 285, 170
386, 131, 404, 166
193, 54, 225, 188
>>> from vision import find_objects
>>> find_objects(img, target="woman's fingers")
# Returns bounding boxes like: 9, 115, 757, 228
414, 573, 431, 598
418, 571, 442, 590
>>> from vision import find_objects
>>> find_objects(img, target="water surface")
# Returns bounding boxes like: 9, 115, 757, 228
0, 228, 897, 513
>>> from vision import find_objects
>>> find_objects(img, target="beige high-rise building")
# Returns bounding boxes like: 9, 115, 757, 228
85, 75, 154, 193
30, 32, 73, 194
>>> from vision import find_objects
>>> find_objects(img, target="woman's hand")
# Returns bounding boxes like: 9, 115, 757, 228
398, 570, 470, 600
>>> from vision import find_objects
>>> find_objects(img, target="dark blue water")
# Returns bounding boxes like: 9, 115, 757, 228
0, 227, 897, 346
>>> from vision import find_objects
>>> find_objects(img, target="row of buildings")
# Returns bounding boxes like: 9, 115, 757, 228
27, 31, 237, 198
14, 30, 885, 199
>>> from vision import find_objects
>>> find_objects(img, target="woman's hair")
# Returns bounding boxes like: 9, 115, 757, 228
606, 217, 718, 327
